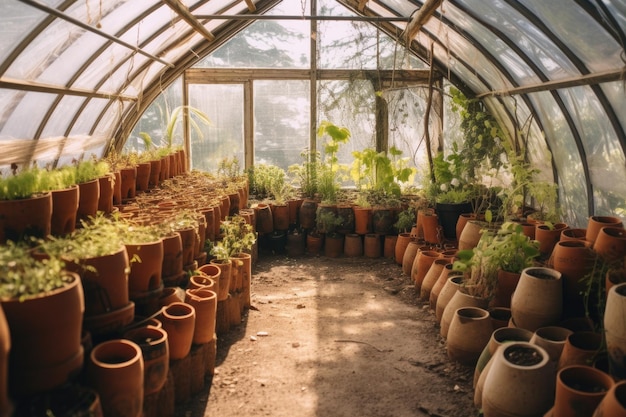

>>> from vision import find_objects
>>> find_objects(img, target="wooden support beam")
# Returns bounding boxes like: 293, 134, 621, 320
163, 0, 215, 42
244, 0, 257, 12
0, 77, 137, 101
403, 0, 443, 41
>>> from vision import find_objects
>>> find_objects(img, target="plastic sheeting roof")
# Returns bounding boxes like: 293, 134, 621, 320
0, 0, 625, 225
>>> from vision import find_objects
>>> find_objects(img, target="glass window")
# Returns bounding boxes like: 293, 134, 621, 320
0, 2, 48, 64
254, 80, 310, 170
188, 84, 244, 173
0, 91, 57, 140
40, 96, 89, 139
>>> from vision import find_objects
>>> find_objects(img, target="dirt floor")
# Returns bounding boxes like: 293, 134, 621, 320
175, 250, 478, 417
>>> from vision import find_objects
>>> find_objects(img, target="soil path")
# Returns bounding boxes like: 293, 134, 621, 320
176, 254, 477, 417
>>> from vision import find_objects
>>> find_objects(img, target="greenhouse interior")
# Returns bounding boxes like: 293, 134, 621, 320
1, 0, 626, 416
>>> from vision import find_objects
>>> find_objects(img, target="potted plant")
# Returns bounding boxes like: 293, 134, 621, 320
316, 121, 350, 205
0, 163, 53, 243
73, 158, 111, 222
0, 241, 84, 399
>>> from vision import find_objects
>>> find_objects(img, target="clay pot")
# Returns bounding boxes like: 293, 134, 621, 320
553, 365, 614, 417
343, 233, 363, 257
510, 267, 563, 332
158, 287, 184, 307
119, 166, 137, 202
185, 288, 217, 345
159, 156, 170, 181
551, 240, 595, 318
1, 272, 84, 399
255, 203, 274, 235
188, 275, 216, 293
593, 380, 626, 417
175, 226, 197, 270
324, 233, 344, 258
231, 252, 252, 308
126, 239, 164, 302
456, 213, 476, 243
560, 227, 587, 242
372, 207, 394, 235
429, 264, 459, 311
363, 234, 382, 258
535, 222, 568, 259
586, 215, 623, 244
299, 199, 318, 230
530, 326, 573, 363
123, 325, 169, 396
604, 283, 626, 379
161, 232, 184, 284
557, 331, 603, 370
421, 212, 441, 245
458, 220, 486, 251
220, 195, 230, 220
474, 327, 534, 408
0, 304, 9, 417
401, 240, 420, 275
394, 232, 412, 265
0, 192, 52, 244
419, 258, 449, 302
135, 162, 151, 192
50, 185, 79, 236
209, 258, 232, 301
491, 269, 521, 309
306, 232, 323, 255
481, 342, 554, 417
336, 204, 355, 235
227, 191, 240, 216
384, 235, 398, 259
87, 339, 144, 417
446, 307, 492, 366
272, 203, 289, 231
158, 302, 196, 360
593, 226, 626, 264
440, 289, 489, 338
288, 199, 304, 227
353, 206, 372, 235
489, 307, 512, 330
435, 275, 464, 324
286, 230, 306, 257
197, 263, 221, 291
411, 249, 440, 291
148, 158, 161, 188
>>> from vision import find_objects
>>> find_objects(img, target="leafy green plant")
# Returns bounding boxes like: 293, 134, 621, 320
315, 208, 341, 235
217, 157, 241, 179
0, 163, 46, 200
317, 121, 351, 204
288, 149, 319, 198
248, 164, 286, 200
211, 215, 256, 261
394, 206, 416, 233
350, 146, 416, 199
74, 159, 110, 184
0, 240, 69, 300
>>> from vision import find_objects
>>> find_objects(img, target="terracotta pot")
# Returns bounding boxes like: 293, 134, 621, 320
411, 249, 440, 291
126, 239, 164, 297
212, 204, 222, 238
481, 342, 554, 417
435, 275, 464, 323
316, 204, 337, 234
231, 252, 252, 304
593, 380, 626, 417
336, 204, 355, 235
51, 185, 79, 236
361, 233, 381, 258
420, 258, 449, 302
272, 203, 289, 231
396, 237, 420, 277
324, 233, 344, 258
553, 365, 614, 417
529, 326, 573, 365
458, 220, 485, 251
560, 227, 587, 242
535, 222, 568, 259
148, 159, 161, 188
210, 258, 232, 301
510, 267, 563, 332
254, 203, 274, 235
429, 264, 458, 311
489, 307, 512, 330
119, 166, 137, 202
586, 215, 623, 244
135, 162, 151, 192
123, 325, 169, 396
161, 232, 184, 284
227, 191, 240, 216
288, 199, 303, 227
456, 213, 477, 243
1, 272, 84, 399
158, 287, 184, 307
87, 339, 144, 417
557, 331, 603, 370
185, 288, 217, 345
446, 307, 492, 366
395, 232, 413, 266
158, 302, 196, 360
593, 226, 626, 264
416, 208, 434, 241
76, 179, 101, 225
175, 226, 197, 270
491, 269, 521, 309
0, 304, 9, 417
306, 232, 323, 255
189, 274, 217, 293
299, 199, 318, 230
13, 383, 103, 417
286, 230, 306, 257
384, 235, 398, 259
97, 175, 114, 214
220, 195, 230, 221
551, 240, 595, 318
440, 289, 489, 338
604, 283, 626, 379
474, 327, 534, 409
421, 212, 441, 245
353, 206, 372, 235
0, 192, 52, 244
372, 207, 394, 235
343, 233, 363, 257
112, 170, 122, 205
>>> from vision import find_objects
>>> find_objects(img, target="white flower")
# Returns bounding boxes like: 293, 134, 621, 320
450, 178, 460, 187
440, 183, 448, 192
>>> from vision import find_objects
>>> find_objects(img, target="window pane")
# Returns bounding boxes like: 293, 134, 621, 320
188, 84, 244, 173
254, 80, 310, 170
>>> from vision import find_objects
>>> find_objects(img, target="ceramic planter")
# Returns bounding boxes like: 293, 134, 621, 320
593, 226, 626, 264
148, 159, 161, 188
231, 252, 252, 307
324, 233, 344, 258
220, 194, 231, 220
185, 288, 218, 345
552, 365, 614, 417
353, 206, 372, 235
411, 250, 441, 292
227, 191, 240, 216
119, 166, 137, 202
336, 204, 355, 235
560, 227, 587, 242
446, 307, 492, 366
188, 274, 217, 293
306, 231, 323, 255
0, 192, 52, 244
420, 258, 449, 302
76, 179, 100, 224
159, 302, 196, 360
440, 288, 489, 338
586, 215, 623, 244
435, 275, 464, 324
126, 239, 164, 305
272, 203, 289, 231
488, 307, 512, 330
394, 232, 412, 265
593, 380, 626, 417
1, 272, 84, 399
286, 230, 306, 257
529, 326, 573, 364
97, 174, 114, 214
429, 264, 458, 311
210, 258, 232, 301
50, 185, 79, 236
604, 282, 626, 379
384, 235, 398, 259
363, 233, 381, 258
551, 240, 595, 318
491, 269, 521, 309
123, 325, 169, 396
87, 339, 144, 417
421, 212, 440, 245
456, 213, 476, 242
401, 240, 419, 276
343, 233, 363, 257
175, 226, 197, 270
288, 199, 304, 227
557, 331, 603, 370
161, 232, 184, 286
510, 266, 563, 332
299, 199, 318, 230
372, 207, 394, 235
254, 203, 274, 235
535, 222, 568, 259
481, 342, 554, 417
